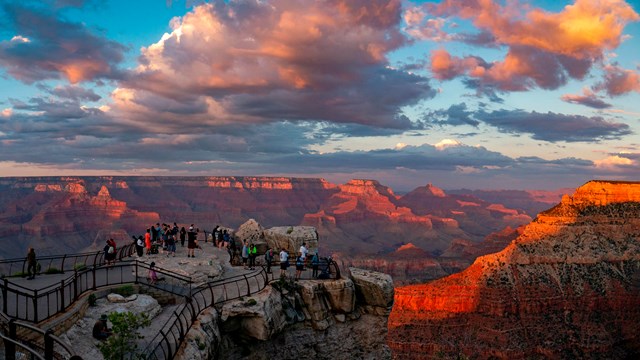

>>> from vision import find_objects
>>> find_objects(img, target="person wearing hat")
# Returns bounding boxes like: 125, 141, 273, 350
92, 314, 112, 340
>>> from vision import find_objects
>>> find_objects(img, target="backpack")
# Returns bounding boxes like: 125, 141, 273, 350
296, 257, 304, 267
108, 246, 115, 254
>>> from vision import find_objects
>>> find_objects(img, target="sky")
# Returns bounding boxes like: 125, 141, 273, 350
0, 0, 639, 191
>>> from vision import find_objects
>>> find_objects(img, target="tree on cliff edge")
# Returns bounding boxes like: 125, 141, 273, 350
98, 311, 151, 360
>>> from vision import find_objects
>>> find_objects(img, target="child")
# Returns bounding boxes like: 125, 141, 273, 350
148, 262, 158, 285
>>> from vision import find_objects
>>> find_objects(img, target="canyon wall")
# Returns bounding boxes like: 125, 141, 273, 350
0, 177, 534, 262
389, 180, 640, 359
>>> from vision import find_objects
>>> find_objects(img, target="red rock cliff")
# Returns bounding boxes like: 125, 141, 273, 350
389, 180, 640, 359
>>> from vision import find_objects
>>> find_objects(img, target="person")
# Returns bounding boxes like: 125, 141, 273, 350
145, 228, 152, 255
165, 229, 176, 257
212, 225, 219, 247
279, 249, 289, 278
228, 237, 237, 264
135, 235, 144, 257
104, 239, 115, 265
108, 238, 117, 264
295, 253, 305, 280
187, 226, 197, 257
299, 242, 309, 259
26, 247, 37, 280
241, 241, 249, 269
311, 251, 320, 278
222, 230, 230, 249
248, 243, 257, 270
264, 248, 274, 274
148, 262, 159, 285
179, 226, 186, 247
92, 314, 112, 340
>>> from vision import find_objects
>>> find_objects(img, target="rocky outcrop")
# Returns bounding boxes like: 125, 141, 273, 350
389, 180, 640, 359
263, 226, 318, 255
180, 268, 394, 360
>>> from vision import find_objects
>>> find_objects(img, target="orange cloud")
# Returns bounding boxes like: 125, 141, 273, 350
421, 0, 639, 92
598, 65, 640, 96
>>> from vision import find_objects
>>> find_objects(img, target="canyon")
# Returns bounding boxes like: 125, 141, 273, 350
0, 176, 552, 283
389, 180, 640, 359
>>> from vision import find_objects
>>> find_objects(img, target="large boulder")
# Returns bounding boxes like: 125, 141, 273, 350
235, 219, 267, 253
349, 268, 394, 309
220, 286, 286, 341
298, 281, 332, 330
264, 226, 318, 257
322, 278, 356, 314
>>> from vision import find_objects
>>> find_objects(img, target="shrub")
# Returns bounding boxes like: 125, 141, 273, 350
44, 267, 63, 274
245, 298, 257, 306
88, 294, 97, 307
114, 285, 135, 297
286, 227, 293, 234
74, 263, 87, 271
98, 312, 150, 360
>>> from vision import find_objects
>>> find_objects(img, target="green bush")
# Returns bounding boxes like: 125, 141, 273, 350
245, 298, 257, 306
88, 294, 97, 307
44, 267, 63, 274
286, 227, 293, 234
114, 285, 135, 297
74, 263, 87, 271
98, 311, 151, 360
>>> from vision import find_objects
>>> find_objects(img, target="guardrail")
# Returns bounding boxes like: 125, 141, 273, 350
1, 318, 82, 360
0, 242, 137, 279
143, 257, 340, 359
1, 258, 191, 323
0, 250, 341, 360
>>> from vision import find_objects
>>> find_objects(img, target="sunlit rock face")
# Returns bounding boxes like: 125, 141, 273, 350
388, 181, 640, 359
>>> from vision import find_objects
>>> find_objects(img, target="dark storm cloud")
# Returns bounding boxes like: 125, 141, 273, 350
474, 109, 632, 142
426, 103, 480, 127
0, 2, 127, 83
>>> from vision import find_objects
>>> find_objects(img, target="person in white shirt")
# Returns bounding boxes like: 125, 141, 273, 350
279, 249, 289, 277
299, 242, 308, 259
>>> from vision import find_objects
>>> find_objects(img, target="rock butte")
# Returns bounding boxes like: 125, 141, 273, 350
0, 176, 544, 285
389, 180, 640, 359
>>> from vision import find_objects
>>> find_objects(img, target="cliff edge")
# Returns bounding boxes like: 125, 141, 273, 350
389, 180, 640, 359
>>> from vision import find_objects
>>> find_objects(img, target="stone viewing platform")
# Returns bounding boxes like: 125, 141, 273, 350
0, 220, 394, 360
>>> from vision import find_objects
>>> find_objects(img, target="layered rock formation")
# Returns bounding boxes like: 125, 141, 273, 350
389, 180, 640, 359
0, 176, 532, 279
180, 267, 395, 360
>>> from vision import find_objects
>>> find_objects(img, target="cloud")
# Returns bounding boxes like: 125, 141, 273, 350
594, 154, 635, 169
37, 84, 102, 101
0, 2, 127, 83
596, 64, 640, 96
426, 103, 480, 127
475, 109, 632, 142
417, 0, 639, 93
113, 0, 434, 130
561, 88, 612, 109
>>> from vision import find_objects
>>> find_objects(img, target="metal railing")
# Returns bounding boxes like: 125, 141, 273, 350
0, 246, 341, 360
1, 258, 192, 323
1, 318, 81, 360
142, 257, 341, 359
0, 242, 137, 278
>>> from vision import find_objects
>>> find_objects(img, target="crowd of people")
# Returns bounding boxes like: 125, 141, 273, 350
25, 222, 329, 287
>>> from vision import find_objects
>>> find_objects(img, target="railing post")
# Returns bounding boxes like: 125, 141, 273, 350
92, 264, 97, 291
74, 269, 78, 301
6, 319, 16, 360
33, 289, 38, 323
60, 280, 66, 312
44, 329, 54, 360
3, 278, 7, 313
61, 254, 67, 273
243, 274, 251, 296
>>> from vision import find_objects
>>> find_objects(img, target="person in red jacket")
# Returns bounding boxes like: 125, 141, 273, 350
145, 228, 152, 255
